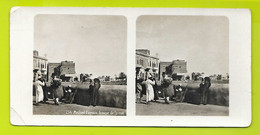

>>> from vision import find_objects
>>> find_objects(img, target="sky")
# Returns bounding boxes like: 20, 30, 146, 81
137, 15, 229, 75
34, 15, 127, 77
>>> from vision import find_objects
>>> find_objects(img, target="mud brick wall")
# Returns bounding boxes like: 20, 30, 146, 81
98, 85, 126, 109
63, 82, 126, 109
154, 82, 229, 106
172, 82, 229, 106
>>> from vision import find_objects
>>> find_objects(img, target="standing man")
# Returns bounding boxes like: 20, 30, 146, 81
35, 76, 45, 105
88, 74, 94, 106
152, 71, 159, 102
136, 67, 143, 103
202, 77, 211, 105
146, 75, 155, 104
141, 68, 150, 97
199, 77, 204, 104
41, 78, 48, 103
92, 78, 101, 107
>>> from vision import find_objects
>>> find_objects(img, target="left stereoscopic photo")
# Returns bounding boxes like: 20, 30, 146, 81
33, 15, 127, 115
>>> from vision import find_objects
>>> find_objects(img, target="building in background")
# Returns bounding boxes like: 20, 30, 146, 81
136, 49, 159, 80
135, 49, 187, 81
47, 61, 76, 82
159, 61, 172, 80
159, 59, 187, 81
33, 50, 48, 77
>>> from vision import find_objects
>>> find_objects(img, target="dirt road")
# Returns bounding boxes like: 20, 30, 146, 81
33, 101, 126, 116
136, 99, 228, 116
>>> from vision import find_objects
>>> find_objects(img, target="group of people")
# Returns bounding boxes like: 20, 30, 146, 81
51, 75, 75, 105
33, 70, 101, 106
87, 78, 102, 107
136, 68, 176, 105
136, 68, 212, 105
33, 70, 75, 106
199, 77, 211, 105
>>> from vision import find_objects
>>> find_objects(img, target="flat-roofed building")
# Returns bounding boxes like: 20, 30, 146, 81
159, 59, 187, 81
136, 49, 159, 80
159, 61, 172, 80
33, 50, 48, 76
47, 61, 76, 82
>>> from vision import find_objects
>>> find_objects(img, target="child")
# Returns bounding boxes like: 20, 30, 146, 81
64, 85, 73, 103
175, 84, 183, 102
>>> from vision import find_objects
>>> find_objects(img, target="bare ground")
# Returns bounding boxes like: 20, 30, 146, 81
33, 100, 126, 116
136, 98, 229, 116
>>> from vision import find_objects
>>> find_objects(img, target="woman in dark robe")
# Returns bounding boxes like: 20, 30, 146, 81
51, 76, 64, 105
161, 72, 172, 104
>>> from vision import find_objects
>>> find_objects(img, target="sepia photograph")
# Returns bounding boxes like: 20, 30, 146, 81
33, 15, 127, 115
136, 15, 229, 116
10, 7, 250, 126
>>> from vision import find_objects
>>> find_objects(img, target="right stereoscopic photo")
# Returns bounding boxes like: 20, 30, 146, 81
136, 15, 229, 116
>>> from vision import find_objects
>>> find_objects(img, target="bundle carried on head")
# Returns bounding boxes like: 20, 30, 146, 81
52, 79, 61, 87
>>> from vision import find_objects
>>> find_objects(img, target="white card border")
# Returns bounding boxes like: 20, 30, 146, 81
10, 7, 251, 127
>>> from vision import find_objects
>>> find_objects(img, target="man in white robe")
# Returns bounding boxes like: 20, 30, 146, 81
146, 74, 155, 104
35, 76, 45, 105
